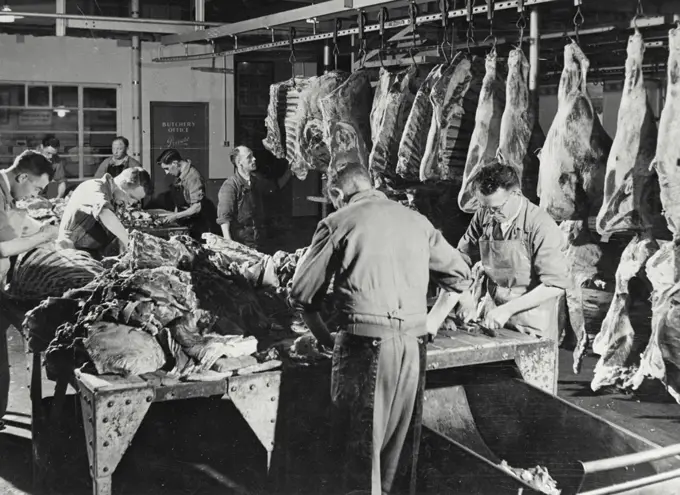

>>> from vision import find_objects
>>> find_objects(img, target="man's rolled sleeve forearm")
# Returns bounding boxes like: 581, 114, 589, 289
456, 211, 484, 268
289, 221, 336, 312
428, 228, 473, 294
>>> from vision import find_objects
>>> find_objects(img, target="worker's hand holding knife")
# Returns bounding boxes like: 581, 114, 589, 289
454, 289, 477, 323
481, 305, 513, 330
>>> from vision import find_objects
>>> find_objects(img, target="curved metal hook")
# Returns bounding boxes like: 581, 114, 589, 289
482, 33, 498, 51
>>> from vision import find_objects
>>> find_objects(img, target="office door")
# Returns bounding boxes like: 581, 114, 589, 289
150, 102, 209, 200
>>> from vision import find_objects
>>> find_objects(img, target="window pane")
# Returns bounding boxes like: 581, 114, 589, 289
84, 133, 117, 155
28, 86, 50, 107
83, 87, 116, 109
83, 155, 108, 178
0, 109, 78, 132
84, 111, 116, 132
53, 86, 78, 108
0, 84, 25, 106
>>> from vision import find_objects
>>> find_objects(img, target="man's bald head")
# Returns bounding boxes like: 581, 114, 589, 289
230, 145, 256, 177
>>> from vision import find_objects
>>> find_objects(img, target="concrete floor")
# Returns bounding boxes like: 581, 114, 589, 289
1, 324, 680, 495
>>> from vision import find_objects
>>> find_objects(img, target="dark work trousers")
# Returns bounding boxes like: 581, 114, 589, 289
0, 320, 9, 421
330, 323, 427, 495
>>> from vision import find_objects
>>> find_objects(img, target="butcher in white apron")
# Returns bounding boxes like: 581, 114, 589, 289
428, 163, 570, 373
0, 151, 59, 428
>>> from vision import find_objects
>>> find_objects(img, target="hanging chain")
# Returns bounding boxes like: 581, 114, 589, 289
409, 0, 419, 61
378, 7, 388, 67
573, 2, 584, 44
466, 0, 475, 53
333, 19, 341, 70
636, 0, 644, 17
517, 11, 526, 46
438, 0, 450, 60
357, 11, 367, 68
450, 0, 457, 59
289, 27, 297, 81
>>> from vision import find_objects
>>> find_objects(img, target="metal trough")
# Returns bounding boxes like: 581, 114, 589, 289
420, 366, 680, 495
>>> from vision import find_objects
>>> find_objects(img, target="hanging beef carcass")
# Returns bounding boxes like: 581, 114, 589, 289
420, 54, 484, 183
539, 41, 612, 222
649, 27, 680, 239
590, 235, 659, 389
320, 69, 373, 173
596, 31, 660, 238
625, 241, 680, 402
291, 71, 349, 180
368, 66, 418, 187
396, 65, 445, 183
282, 78, 312, 166
496, 46, 544, 204
457, 49, 506, 213
263, 80, 291, 159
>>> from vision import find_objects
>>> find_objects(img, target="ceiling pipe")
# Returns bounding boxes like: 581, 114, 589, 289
131, 0, 143, 163
0, 10, 221, 26
194, 0, 205, 31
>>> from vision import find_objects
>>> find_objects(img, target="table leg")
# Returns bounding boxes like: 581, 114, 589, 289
514, 340, 558, 395
78, 385, 154, 495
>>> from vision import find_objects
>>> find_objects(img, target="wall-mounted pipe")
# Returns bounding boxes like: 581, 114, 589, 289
194, 0, 205, 31
529, 9, 539, 96
56, 0, 66, 36
131, 0, 143, 163
0, 10, 221, 26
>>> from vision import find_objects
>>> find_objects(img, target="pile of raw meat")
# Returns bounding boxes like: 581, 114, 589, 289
16, 194, 70, 223
22, 231, 337, 382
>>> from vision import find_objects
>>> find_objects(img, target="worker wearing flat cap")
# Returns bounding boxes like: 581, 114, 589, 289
290, 159, 472, 495
156, 148, 217, 240
429, 163, 570, 362
56, 167, 153, 258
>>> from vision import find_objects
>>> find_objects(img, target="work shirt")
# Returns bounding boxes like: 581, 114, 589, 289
290, 190, 472, 330
457, 196, 571, 290
53, 159, 66, 185
94, 155, 141, 179
0, 171, 15, 284
174, 163, 206, 207
58, 174, 117, 251
216, 172, 268, 247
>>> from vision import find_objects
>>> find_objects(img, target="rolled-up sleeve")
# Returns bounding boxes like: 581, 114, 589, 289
456, 210, 484, 267
289, 221, 338, 312
429, 227, 472, 293
532, 214, 571, 290
184, 171, 205, 205
217, 179, 237, 226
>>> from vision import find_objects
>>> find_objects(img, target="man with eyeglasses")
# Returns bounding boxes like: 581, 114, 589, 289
428, 162, 569, 351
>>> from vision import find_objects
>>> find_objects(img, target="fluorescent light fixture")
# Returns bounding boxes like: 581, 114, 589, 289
0, 5, 23, 23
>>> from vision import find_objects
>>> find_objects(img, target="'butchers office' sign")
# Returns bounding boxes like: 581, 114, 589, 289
150, 102, 209, 193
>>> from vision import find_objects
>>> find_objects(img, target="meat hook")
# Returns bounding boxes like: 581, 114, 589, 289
357, 10, 367, 69
483, 12, 496, 52
516, 11, 526, 47
333, 19, 341, 70
289, 27, 297, 86
409, 0, 419, 68
466, 0, 476, 55
573, 4, 584, 45
632, 0, 644, 30
378, 7, 388, 69
439, 0, 451, 63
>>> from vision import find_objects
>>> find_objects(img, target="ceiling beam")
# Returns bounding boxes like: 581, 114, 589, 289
161, 0, 403, 46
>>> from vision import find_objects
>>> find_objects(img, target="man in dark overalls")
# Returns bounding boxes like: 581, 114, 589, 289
217, 145, 291, 251
290, 160, 472, 495
156, 148, 217, 240
429, 163, 570, 391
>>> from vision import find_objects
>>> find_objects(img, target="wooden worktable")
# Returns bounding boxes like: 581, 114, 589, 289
1, 293, 556, 495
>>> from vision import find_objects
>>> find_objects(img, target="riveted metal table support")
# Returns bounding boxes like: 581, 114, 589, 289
77, 375, 155, 495
514, 339, 558, 395
226, 372, 282, 470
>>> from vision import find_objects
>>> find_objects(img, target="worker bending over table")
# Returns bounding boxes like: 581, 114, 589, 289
0, 151, 58, 429
290, 159, 471, 495
56, 167, 152, 259
217, 145, 291, 251
156, 148, 217, 240
428, 162, 570, 347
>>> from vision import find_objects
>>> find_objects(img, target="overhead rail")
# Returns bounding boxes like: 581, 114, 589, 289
0, 10, 222, 26
152, 4, 670, 64
154, 0, 561, 62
